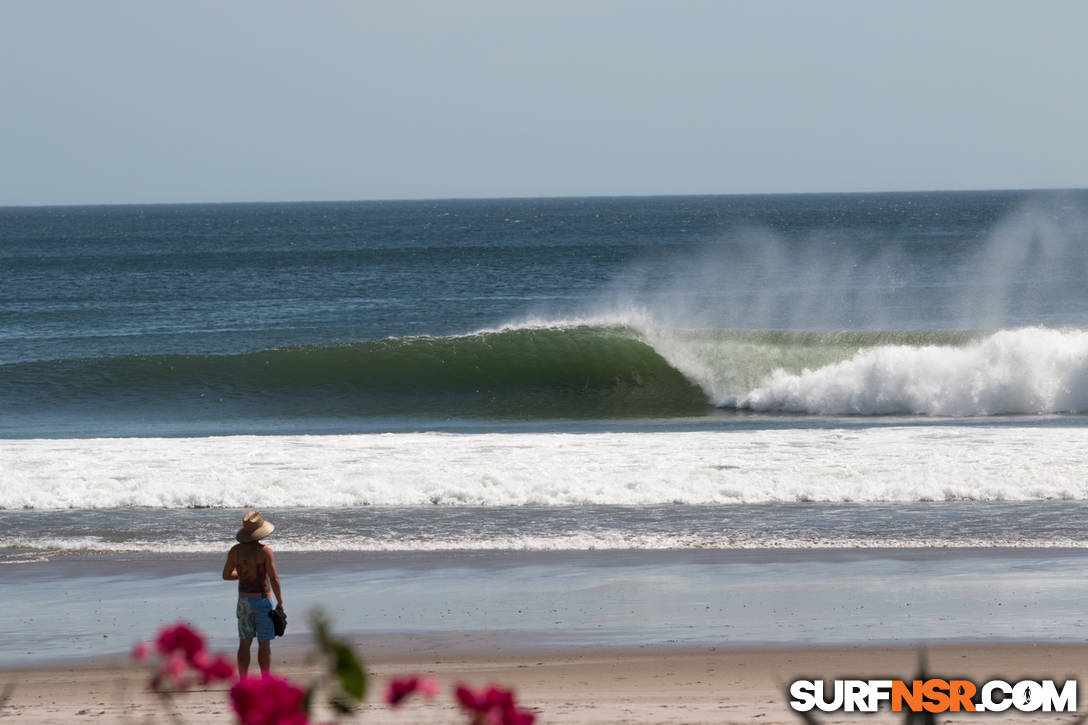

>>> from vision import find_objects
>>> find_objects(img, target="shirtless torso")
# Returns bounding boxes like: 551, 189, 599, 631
223, 541, 283, 604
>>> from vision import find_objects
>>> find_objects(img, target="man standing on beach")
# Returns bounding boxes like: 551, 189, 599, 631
222, 510, 284, 677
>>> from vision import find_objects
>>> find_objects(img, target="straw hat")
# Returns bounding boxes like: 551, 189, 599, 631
236, 510, 275, 543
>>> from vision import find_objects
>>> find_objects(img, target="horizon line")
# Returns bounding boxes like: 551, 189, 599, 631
2, 186, 1086, 211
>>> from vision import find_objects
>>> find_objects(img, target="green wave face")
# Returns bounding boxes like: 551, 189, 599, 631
240, 325, 713, 417
1, 326, 712, 420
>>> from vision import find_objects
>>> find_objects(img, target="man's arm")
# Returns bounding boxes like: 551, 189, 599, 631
222, 546, 239, 581
265, 547, 284, 610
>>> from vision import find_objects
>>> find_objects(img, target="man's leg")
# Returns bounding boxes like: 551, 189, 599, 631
237, 638, 253, 677
257, 640, 271, 675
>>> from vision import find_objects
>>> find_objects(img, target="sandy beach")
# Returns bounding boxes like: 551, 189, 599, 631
4, 547, 1087, 723
3, 641, 1087, 724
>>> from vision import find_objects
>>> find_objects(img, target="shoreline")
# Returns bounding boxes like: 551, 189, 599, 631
11, 543, 1088, 569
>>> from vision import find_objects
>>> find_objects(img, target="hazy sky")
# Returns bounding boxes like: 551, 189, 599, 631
3, 1, 1086, 206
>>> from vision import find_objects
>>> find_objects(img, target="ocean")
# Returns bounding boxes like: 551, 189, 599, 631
3, 190, 1088, 555
4, 191, 1088, 661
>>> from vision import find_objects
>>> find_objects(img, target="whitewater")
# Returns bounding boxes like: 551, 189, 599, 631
4, 422, 1087, 510
4, 192, 1088, 558
528, 322, 1088, 417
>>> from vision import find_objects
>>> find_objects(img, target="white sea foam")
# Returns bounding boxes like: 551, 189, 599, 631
4, 533, 1086, 556
2, 426, 1087, 510
730, 327, 1088, 415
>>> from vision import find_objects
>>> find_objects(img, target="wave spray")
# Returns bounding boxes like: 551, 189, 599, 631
571, 195, 1088, 415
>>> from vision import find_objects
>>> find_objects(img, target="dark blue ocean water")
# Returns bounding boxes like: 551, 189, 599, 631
4, 190, 1088, 437
4, 190, 1088, 557
7, 192, 1088, 669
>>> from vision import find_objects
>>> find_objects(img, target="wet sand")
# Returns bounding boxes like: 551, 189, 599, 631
4, 548, 1087, 722
5, 548, 1088, 666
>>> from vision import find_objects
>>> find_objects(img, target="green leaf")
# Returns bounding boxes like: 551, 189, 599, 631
331, 643, 367, 700
310, 610, 334, 650
307, 608, 368, 702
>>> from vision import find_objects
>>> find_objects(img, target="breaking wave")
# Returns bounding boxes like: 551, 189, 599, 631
3, 323, 1088, 421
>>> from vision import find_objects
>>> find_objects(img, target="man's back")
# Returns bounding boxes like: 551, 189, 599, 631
230, 541, 270, 596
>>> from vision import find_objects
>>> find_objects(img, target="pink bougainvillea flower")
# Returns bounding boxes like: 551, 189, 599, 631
206, 656, 236, 684
454, 684, 510, 712
501, 708, 536, 725
191, 650, 237, 685
454, 683, 482, 712
418, 677, 441, 698
155, 623, 206, 661
230, 673, 309, 725
140, 622, 235, 694
191, 650, 212, 671
164, 652, 188, 679
149, 651, 191, 692
455, 684, 535, 725
384, 677, 418, 707
384, 675, 440, 707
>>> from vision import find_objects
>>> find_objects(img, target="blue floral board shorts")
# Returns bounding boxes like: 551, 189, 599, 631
236, 597, 275, 641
